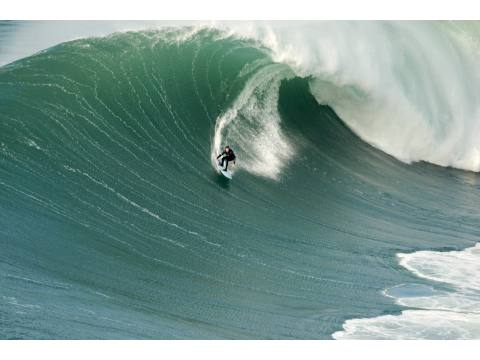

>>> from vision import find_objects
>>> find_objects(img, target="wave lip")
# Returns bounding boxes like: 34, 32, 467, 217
333, 244, 480, 340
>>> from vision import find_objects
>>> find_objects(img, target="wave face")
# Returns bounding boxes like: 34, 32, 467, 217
2, 24, 480, 339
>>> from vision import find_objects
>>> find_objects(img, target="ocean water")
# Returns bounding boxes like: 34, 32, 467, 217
1, 21, 480, 339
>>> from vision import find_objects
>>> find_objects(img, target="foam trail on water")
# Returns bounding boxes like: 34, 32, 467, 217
211, 61, 295, 180
333, 243, 480, 339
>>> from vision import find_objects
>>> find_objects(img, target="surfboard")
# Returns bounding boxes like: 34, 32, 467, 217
217, 164, 233, 179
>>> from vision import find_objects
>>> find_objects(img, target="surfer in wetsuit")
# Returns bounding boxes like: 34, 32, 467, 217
217, 146, 236, 171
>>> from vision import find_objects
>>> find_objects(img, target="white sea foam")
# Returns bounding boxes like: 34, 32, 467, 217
25, 138, 42, 150
333, 243, 480, 339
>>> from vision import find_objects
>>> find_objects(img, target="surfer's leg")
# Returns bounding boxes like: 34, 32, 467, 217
224, 160, 228, 171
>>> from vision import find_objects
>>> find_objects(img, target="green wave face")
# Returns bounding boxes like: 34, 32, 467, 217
1, 27, 480, 339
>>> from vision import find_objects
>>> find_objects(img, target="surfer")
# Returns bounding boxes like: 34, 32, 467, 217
217, 146, 236, 171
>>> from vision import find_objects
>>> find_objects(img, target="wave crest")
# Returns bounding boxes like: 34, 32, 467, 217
220, 21, 480, 172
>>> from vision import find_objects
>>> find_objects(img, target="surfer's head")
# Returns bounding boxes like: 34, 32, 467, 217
225, 146, 230, 152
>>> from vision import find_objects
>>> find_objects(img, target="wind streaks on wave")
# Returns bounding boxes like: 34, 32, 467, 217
1, 28, 332, 338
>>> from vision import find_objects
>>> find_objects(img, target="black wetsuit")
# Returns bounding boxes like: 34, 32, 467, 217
217, 149, 236, 170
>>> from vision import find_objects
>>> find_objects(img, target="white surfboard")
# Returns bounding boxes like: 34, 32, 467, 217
217, 164, 233, 179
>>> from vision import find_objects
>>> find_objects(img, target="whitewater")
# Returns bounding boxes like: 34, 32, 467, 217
1, 21, 480, 339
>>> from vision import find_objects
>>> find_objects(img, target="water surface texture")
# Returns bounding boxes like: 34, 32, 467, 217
1, 22, 480, 339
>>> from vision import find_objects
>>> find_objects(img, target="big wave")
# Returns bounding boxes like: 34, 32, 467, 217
5, 21, 480, 173
2, 23, 480, 340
